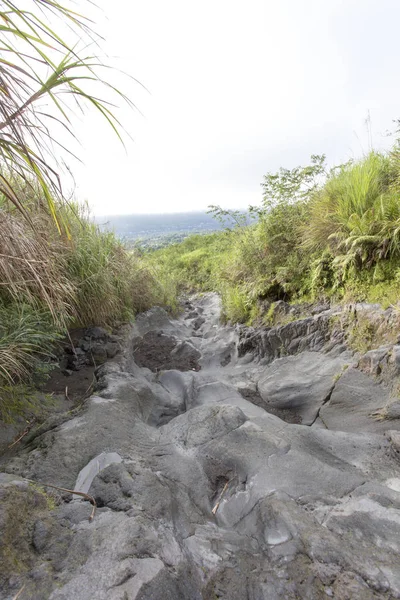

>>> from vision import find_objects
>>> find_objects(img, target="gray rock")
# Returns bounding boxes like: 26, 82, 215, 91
237, 310, 341, 363
78, 339, 91, 352
358, 346, 390, 375
105, 341, 120, 358
193, 316, 205, 330
387, 400, 400, 419
320, 367, 400, 433
89, 343, 108, 365
85, 326, 109, 341
61, 368, 73, 377
1, 293, 400, 600
387, 429, 400, 461
390, 344, 400, 375
257, 351, 349, 425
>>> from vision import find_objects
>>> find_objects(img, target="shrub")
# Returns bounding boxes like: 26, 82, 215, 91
305, 153, 399, 261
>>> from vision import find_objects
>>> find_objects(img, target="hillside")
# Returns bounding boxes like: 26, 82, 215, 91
2, 2, 400, 599
149, 149, 400, 324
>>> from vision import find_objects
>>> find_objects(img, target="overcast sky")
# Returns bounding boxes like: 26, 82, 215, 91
69, 0, 400, 215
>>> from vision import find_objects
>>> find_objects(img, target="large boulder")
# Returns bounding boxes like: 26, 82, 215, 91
320, 366, 400, 433
257, 351, 350, 425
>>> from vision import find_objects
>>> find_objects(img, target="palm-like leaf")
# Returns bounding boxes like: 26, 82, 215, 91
0, 0, 134, 228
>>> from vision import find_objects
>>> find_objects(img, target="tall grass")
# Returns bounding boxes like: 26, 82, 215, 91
305, 153, 397, 254
0, 302, 62, 422
0, 190, 176, 421
0, 208, 73, 324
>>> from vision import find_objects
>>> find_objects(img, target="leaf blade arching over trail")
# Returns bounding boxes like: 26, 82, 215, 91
0, 0, 136, 230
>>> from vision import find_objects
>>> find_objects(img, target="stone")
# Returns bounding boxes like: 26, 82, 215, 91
358, 346, 390, 375
193, 316, 205, 330
320, 367, 400, 433
79, 339, 91, 352
391, 344, 400, 375
1, 294, 400, 599
257, 351, 349, 425
61, 369, 73, 377
237, 312, 337, 362
85, 326, 109, 341
89, 344, 108, 366
386, 400, 400, 419
105, 342, 120, 359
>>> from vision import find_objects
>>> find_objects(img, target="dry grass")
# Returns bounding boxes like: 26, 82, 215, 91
0, 209, 73, 324
0, 195, 177, 422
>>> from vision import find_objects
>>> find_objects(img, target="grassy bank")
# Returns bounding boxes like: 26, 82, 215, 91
0, 190, 175, 422
148, 147, 400, 324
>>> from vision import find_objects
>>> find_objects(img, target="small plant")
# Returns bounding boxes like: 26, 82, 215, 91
332, 364, 349, 384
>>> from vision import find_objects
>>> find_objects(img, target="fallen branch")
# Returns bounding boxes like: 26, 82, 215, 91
79, 375, 96, 404
212, 480, 230, 515
25, 478, 97, 522
8, 426, 30, 449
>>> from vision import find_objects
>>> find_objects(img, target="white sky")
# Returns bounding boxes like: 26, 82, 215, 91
67, 0, 400, 215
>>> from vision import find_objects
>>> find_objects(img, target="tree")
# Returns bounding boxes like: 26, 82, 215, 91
260, 154, 327, 209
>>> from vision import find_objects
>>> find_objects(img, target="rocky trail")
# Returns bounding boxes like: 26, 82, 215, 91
1, 294, 400, 599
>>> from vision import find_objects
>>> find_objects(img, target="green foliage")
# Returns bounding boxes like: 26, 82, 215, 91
152, 147, 400, 324
0, 0, 132, 228
0, 301, 61, 422
331, 308, 400, 355
305, 153, 399, 277
60, 204, 171, 325
260, 154, 327, 207
0, 484, 52, 584
0, 3, 161, 422
0, 303, 61, 385
148, 233, 231, 293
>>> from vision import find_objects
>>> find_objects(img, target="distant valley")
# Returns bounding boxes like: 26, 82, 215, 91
95, 211, 226, 249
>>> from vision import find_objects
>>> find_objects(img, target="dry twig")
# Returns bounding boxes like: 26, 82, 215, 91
8, 427, 30, 449
212, 480, 230, 515
79, 375, 96, 404
25, 478, 97, 522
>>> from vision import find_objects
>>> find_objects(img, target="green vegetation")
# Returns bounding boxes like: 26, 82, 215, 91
0, 483, 54, 583
150, 146, 400, 324
0, 0, 133, 225
0, 2, 175, 422
0, 193, 175, 422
